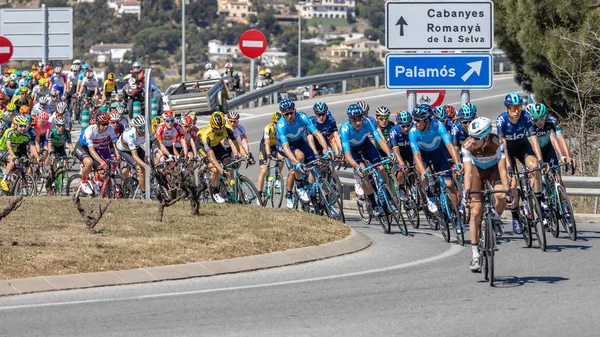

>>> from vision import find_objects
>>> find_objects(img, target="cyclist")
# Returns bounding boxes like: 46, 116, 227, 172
0, 116, 40, 191
49, 102, 71, 131
47, 117, 73, 159
154, 110, 188, 162
49, 66, 67, 98
341, 104, 398, 217
462, 117, 511, 272
409, 104, 462, 214
309, 101, 341, 156
31, 79, 50, 104
445, 104, 457, 122
451, 102, 477, 152
109, 112, 125, 137
203, 63, 220, 80
224, 110, 253, 163
176, 115, 199, 158
496, 93, 546, 234
10, 86, 32, 110
276, 98, 330, 208
78, 71, 99, 107
35, 111, 53, 164
117, 115, 148, 196
257, 111, 285, 203
433, 105, 455, 134
356, 101, 377, 127
3, 74, 19, 99
374, 106, 395, 157
221, 62, 241, 90
390, 110, 414, 197
198, 111, 248, 203
73, 111, 119, 195
101, 72, 119, 106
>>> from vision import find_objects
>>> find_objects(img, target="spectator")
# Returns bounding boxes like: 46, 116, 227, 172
255, 69, 268, 88
203, 63, 220, 80
221, 62, 241, 90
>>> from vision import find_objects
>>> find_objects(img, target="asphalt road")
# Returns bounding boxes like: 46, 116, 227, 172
0, 212, 599, 336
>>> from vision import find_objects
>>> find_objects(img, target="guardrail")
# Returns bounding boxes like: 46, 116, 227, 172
336, 168, 600, 197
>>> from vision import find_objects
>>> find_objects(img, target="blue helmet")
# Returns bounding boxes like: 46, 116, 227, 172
412, 104, 432, 121
346, 104, 363, 119
433, 106, 447, 120
313, 101, 328, 114
504, 93, 523, 107
279, 98, 295, 112
458, 102, 477, 121
396, 110, 413, 126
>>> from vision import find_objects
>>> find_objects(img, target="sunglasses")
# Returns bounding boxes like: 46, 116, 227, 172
316, 113, 327, 117
98, 122, 109, 126
282, 111, 294, 116
533, 117, 546, 123
377, 117, 388, 121
17, 125, 27, 129
57, 124, 65, 127
164, 118, 174, 123
400, 124, 412, 129
508, 105, 522, 112
471, 135, 486, 141
461, 120, 471, 125
350, 117, 363, 123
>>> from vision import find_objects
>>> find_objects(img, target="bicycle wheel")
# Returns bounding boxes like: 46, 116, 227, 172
328, 172, 344, 210
528, 190, 546, 251
408, 182, 422, 229
485, 212, 495, 287
123, 177, 139, 199
548, 201, 560, 238
318, 178, 344, 222
518, 194, 533, 248
237, 175, 261, 206
438, 197, 451, 243
357, 197, 372, 225
556, 185, 577, 241
10, 174, 36, 196
108, 174, 126, 199
382, 184, 407, 235
66, 174, 85, 197
444, 187, 465, 246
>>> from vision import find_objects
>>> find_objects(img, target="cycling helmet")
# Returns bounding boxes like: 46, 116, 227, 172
110, 112, 121, 122
204, 63, 212, 70
56, 102, 67, 113
45, 65, 52, 72
375, 106, 391, 116
38, 111, 49, 122
73, 59, 82, 65
132, 61, 141, 70
116, 105, 126, 115
50, 89, 59, 97
131, 115, 146, 128
313, 101, 328, 114
54, 66, 62, 73
528, 103, 547, 119
81, 64, 89, 70
98, 106, 108, 113
24, 114, 32, 124
225, 62, 233, 69
433, 106, 447, 120
174, 116, 182, 124
107, 72, 116, 80
504, 93, 523, 107
272, 111, 282, 123
279, 98, 295, 112
6, 103, 16, 111
32, 106, 43, 115
445, 105, 457, 120
71, 65, 80, 71
346, 104, 363, 119
181, 115, 193, 127
9, 74, 17, 81
96, 112, 110, 124
412, 104, 433, 120
162, 110, 174, 119
22, 71, 29, 77
209, 111, 226, 129
152, 116, 163, 128
16, 70, 22, 77
19, 86, 28, 94
38, 61, 44, 68
26, 74, 33, 80
54, 117, 66, 126
468, 117, 493, 139
266, 68, 272, 74
38, 78, 46, 86
85, 71, 93, 78
258, 69, 266, 76
227, 110, 240, 120
39, 96, 49, 105
356, 101, 369, 114
19, 105, 30, 115
458, 103, 477, 121
13, 115, 28, 126
396, 110, 413, 126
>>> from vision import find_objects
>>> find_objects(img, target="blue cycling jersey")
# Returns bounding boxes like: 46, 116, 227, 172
527, 113, 563, 148
451, 123, 469, 147
435, 118, 454, 134
276, 111, 317, 144
496, 111, 535, 148
408, 119, 452, 153
78, 73, 85, 81
340, 118, 381, 153
389, 124, 413, 159
309, 114, 338, 140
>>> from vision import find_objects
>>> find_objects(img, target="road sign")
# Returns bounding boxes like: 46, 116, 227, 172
0, 6, 73, 61
385, 0, 493, 50
238, 29, 267, 59
0, 36, 13, 64
408, 90, 446, 107
386, 53, 493, 90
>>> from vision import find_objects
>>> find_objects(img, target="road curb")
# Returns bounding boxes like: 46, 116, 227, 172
0, 228, 371, 297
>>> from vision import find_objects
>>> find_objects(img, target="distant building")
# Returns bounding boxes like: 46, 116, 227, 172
261, 49, 287, 67
89, 42, 136, 64
296, 0, 356, 19
208, 40, 240, 61
107, 0, 142, 20
329, 38, 387, 62
218, 0, 257, 23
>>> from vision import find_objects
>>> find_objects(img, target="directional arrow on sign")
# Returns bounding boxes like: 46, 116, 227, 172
396, 16, 407, 37
461, 60, 483, 82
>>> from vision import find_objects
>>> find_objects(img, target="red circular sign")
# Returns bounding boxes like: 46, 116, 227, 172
0, 36, 14, 64
238, 29, 267, 59
407, 90, 446, 108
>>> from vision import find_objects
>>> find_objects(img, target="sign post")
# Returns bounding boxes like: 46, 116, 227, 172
238, 29, 267, 108
144, 68, 152, 201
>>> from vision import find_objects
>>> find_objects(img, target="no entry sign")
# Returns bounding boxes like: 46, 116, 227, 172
0, 36, 14, 64
238, 29, 267, 59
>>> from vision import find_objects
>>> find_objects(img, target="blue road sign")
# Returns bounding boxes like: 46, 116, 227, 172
386, 53, 493, 90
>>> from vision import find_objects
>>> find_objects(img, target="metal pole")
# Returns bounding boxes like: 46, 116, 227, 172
181, 0, 186, 82
595, 152, 600, 214
407, 90, 417, 111
297, 15, 301, 78
144, 68, 152, 200
42, 4, 48, 65
250, 58, 255, 91
460, 90, 470, 105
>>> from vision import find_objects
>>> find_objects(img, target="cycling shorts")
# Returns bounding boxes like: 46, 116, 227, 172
420, 147, 452, 178
74, 142, 112, 169
259, 142, 278, 166
349, 140, 382, 166
288, 138, 317, 164
541, 144, 560, 172
119, 148, 146, 169
507, 142, 535, 167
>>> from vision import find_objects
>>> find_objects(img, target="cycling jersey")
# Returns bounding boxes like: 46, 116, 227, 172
340, 118, 382, 154
3, 83, 18, 97
375, 122, 394, 150
0, 128, 33, 152
408, 119, 452, 153
389, 124, 413, 161
103, 80, 117, 93
32, 85, 50, 100
82, 77, 99, 91
223, 124, 247, 149
496, 112, 535, 148
49, 112, 71, 129
528, 114, 563, 148
48, 127, 72, 147
50, 73, 67, 88
116, 127, 145, 151
276, 112, 317, 144
437, 118, 454, 133
78, 124, 117, 151
309, 114, 338, 143
155, 123, 185, 147
461, 134, 505, 169
451, 123, 469, 147
263, 123, 278, 147
197, 124, 235, 149
175, 126, 198, 148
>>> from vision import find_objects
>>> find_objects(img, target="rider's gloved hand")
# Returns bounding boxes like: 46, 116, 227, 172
506, 166, 514, 177
295, 162, 305, 172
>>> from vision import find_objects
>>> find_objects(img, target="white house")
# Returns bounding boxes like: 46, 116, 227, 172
107, 0, 142, 20
296, 0, 356, 19
89, 42, 136, 64
208, 40, 240, 61
261, 50, 287, 67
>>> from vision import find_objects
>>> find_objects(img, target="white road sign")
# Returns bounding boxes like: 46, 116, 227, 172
385, 0, 493, 51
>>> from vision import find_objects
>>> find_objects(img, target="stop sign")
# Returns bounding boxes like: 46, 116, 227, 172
0, 36, 14, 64
408, 90, 446, 108
238, 29, 267, 59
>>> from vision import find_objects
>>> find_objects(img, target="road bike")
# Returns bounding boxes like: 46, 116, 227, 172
514, 165, 546, 251
542, 162, 577, 241
212, 157, 260, 205
260, 156, 285, 208
293, 157, 344, 222
425, 166, 465, 245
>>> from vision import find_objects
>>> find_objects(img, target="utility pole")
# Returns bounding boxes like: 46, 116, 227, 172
297, 14, 301, 78
181, 0, 186, 82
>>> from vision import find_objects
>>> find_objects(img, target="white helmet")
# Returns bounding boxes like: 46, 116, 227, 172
56, 102, 67, 113
73, 59, 82, 65
205, 63, 212, 70
38, 96, 49, 105
468, 117, 493, 139
54, 66, 62, 73
132, 115, 146, 128
9, 74, 17, 81
266, 68, 272, 74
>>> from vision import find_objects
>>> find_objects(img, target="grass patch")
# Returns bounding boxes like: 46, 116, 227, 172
0, 197, 349, 279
